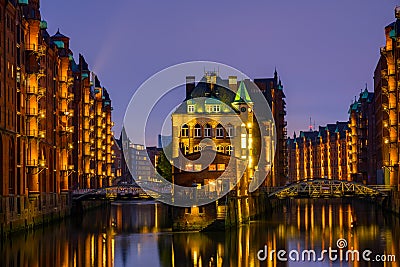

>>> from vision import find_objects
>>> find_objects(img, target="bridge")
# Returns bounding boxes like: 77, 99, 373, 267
72, 185, 153, 201
267, 178, 394, 199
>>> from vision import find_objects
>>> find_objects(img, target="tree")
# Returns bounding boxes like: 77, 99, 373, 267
156, 150, 172, 182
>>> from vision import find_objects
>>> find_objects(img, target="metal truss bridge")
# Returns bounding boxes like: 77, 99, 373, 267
267, 178, 394, 199
72, 185, 153, 201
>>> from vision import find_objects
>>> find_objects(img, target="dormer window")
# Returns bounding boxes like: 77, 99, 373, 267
206, 105, 220, 113
188, 104, 195, 113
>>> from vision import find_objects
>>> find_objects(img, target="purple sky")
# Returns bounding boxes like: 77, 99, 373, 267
41, 0, 398, 143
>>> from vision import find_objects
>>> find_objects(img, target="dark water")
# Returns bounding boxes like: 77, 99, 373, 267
1, 199, 399, 267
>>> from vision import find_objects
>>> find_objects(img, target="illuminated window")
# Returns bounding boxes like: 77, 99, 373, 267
194, 124, 201, 137
217, 145, 224, 153
209, 164, 216, 171
181, 124, 189, 137
217, 164, 226, 171
226, 145, 233, 155
188, 105, 195, 113
185, 163, 193, 171
204, 124, 212, 137
194, 164, 202, 171
184, 145, 189, 155
206, 105, 220, 113
216, 124, 224, 138
194, 145, 201, 152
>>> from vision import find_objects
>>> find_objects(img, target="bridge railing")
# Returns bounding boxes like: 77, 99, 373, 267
369, 185, 397, 192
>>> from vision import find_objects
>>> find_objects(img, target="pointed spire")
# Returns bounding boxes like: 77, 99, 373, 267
233, 80, 252, 103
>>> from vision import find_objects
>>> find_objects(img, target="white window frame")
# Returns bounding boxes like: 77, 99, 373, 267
194, 124, 202, 138
181, 124, 189, 137
204, 124, 212, 137
213, 105, 220, 112
227, 125, 234, 137
188, 105, 195, 113
216, 125, 224, 138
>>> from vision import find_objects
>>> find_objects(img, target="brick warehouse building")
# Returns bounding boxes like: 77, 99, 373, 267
0, 0, 114, 233
171, 71, 286, 230
374, 7, 400, 187
287, 121, 351, 182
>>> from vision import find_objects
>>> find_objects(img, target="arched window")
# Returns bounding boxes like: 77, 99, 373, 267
216, 124, 224, 138
181, 124, 189, 137
204, 124, 212, 138
226, 145, 233, 155
216, 145, 224, 153
194, 124, 202, 138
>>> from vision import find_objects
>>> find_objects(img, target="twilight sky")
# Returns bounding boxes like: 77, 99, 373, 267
41, 0, 398, 144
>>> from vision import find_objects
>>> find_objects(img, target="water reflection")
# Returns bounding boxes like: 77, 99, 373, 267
1, 199, 399, 267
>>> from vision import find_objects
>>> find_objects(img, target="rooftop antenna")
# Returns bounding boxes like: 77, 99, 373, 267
314, 120, 316, 131
309, 117, 313, 132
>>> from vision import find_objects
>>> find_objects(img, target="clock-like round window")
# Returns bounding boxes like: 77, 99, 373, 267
240, 107, 247, 112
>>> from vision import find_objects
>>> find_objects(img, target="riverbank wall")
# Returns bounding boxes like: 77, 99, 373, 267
0, 193, 105, 238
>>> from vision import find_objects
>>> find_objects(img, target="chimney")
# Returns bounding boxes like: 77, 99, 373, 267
228, 76, 237, 92
186, 76, 195, 99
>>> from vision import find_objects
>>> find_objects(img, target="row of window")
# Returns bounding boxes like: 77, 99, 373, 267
185, 163, 226, 172
181, 144, 234, 155
187, 104, 221, 113
181, 124, 234, 138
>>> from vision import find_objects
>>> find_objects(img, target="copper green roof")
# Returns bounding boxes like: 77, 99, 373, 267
233, 80, 252, 103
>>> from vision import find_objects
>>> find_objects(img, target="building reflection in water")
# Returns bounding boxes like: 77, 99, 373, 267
1, 199, 399, 267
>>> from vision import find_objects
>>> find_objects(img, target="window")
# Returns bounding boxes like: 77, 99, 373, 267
226, 145, 233, 155
188, 105, 195, 113
181, 124, 189, 137
206, 105, 220, 113
217, 145, 224, 153
217, 164, 226, 171
194, 145, 201, 152
194, 124, 201, 138
204, 124, 212, 137
185, 163, 193, 171
184, 145, 189, 155
209, 164, 216, 171
194, 164, 202, 171
227, 125, 234, 137
216, 124, 224, 138
241, 133, 247, 148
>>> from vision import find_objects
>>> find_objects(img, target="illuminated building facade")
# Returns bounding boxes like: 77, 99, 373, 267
287, 122, 351, 181
374, 7, 400, 187
348, 88, 376, 184
171, 71, 283, 229
0, 0, 114, 233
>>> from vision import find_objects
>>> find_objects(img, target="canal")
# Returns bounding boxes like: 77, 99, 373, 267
1, 199, 399, 266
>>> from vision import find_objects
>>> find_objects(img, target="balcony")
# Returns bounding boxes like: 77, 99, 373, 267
60, 125, 74, 134
26, 159, 38, 167
61, 165, 74, 171
26, 86, 46, 96
61, 109, 74, 117
60, 92, 74, 100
